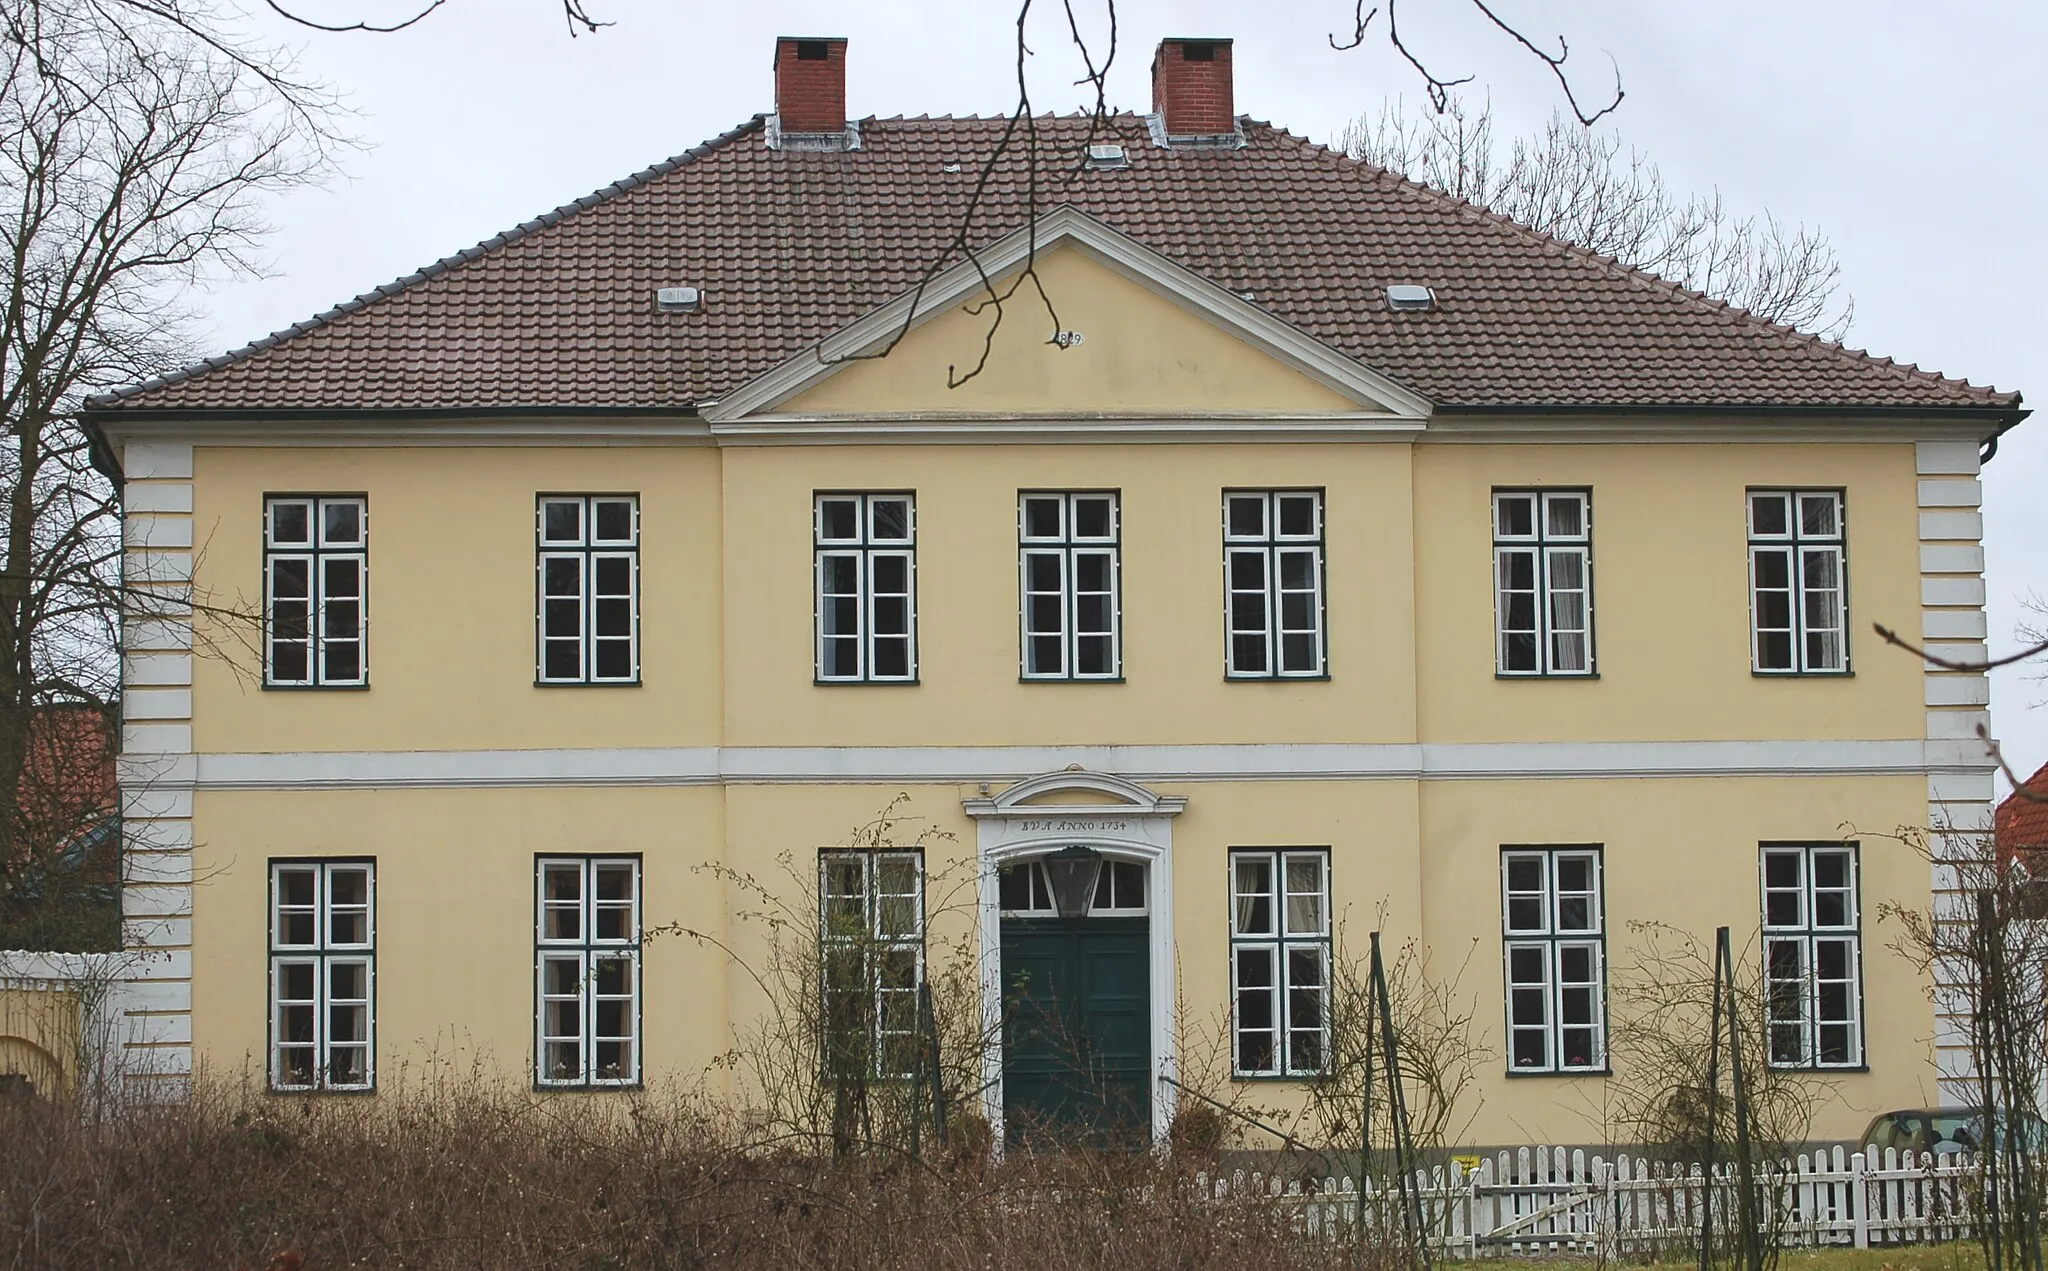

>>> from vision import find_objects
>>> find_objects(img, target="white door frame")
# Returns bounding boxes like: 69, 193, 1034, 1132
963, 769, 1186, 1147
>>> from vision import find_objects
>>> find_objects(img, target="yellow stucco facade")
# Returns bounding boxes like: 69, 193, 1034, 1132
105, 241, 2000, 1147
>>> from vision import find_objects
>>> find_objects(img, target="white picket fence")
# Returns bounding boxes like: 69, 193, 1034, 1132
1204, 1144, 1985, 1256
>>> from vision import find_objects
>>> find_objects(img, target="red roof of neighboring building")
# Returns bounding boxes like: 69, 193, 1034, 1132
85, 114, 2022, 418
1998, 761, 2048, 857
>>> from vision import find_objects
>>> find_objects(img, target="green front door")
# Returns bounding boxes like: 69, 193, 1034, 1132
1000, 916, 1150, 1147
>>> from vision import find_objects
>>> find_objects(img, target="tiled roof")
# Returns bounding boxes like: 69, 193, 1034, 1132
1997, 761, 2048, 856
90, 114, 2022, 415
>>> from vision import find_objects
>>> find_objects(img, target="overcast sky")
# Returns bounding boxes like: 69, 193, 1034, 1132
205, 0, 2048, 791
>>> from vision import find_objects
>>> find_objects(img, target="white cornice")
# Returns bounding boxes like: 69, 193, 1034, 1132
701, 205, 1437, 425
1420, 415, 1996, 446
96, 417, 715, 449
149, 738, 1979, 792
708, 413, 1425, 445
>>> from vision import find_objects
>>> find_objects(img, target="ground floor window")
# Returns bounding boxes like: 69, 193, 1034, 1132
1762, 842, 1862, 1068
820, 849, 925, 1078
1229, 848, 1330, 1077
535, 856, 641, 1087
269, 859, 375, 1091
1500, 846, 1606, 1073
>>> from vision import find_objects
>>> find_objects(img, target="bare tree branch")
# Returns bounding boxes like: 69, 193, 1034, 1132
1329, 0, 1621, 124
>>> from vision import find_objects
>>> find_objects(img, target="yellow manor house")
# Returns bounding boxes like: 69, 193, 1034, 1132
67, 36, 2029, 1147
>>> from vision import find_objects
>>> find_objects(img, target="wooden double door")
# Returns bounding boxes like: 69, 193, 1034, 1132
999, 916, 1150, 1147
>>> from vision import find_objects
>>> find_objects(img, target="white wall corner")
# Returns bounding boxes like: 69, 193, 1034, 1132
1919, 544, 1986, 574
1924, 676, 1992, 707
1925, 709, 1992, 741
1921, 576, 1986, 607
1921, 609, 1989, 641
122, 515, 194, 550
123, 653, 193, 687
1916, 440, 1982, 476
122, 442, 194, 480
1918, 511, 1984, 542
122, 688, 193, 722
1916, 477, 1984, 508
121, 482, 195, 514
122, 723, 192, 754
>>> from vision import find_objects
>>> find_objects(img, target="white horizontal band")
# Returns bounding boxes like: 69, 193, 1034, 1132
150, 738, 1976, 792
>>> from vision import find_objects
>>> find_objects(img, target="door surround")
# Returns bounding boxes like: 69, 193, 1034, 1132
964, 769, 1185, 1147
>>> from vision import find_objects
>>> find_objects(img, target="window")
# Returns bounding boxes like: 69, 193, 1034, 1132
264, 496, 367, 686
1493, 490, 1593, 676
1019, 492, 1120, 680
1230, 849, 1329, 1077
535, 856, 641, 1087
997, 857, 1148, 915
819, 850, 924, 1078
1762, 843, 1862, 1068
1223, 490, 1326, 678
815, 493, 917, 682
1749, 491, 1848, 674
537, 496, 639, 684
1500, 847, 1605, 1073
269, 860, 375, 1091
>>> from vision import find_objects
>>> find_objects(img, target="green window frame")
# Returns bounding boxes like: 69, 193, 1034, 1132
263, 495, 368, 687
819, 848, 925, 1079
1229, 848, 1330, 1078
268, 858, 375, 1092
535, 855, 642, 1087
1748, 490, 1849, 674
1223, 489, 1327, 678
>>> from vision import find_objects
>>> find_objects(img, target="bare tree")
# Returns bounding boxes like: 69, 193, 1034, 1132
1340, 96, 1853, 337
0, 0, 328, 945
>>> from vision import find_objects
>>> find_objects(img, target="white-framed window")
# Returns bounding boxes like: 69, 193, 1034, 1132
537, 495, 640, 684
263, 496, 367, 687
997, 857, 1149, 916
814, 493, 917, 683
269, 859, 375, 1091
819, 849, 925, 1079
1501, 847, 1606, 1073
1762, 843, 1863, 1069
1223, 490, 1326, 678
1749, 490, 1848, 674
1019, 492, 1121, 680
535, 856, 642, 1087
1493, 490, 1593, 676
1229, 849, 1330, 1077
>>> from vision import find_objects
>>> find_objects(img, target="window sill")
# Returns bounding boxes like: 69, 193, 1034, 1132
261, 682, 371, 692
1019, 676, 1126, 684
1766, 1063, 1869, 1074
814, 677, 921, 687
1225, 674, 1333, 683
1230, 1072, 1327, 1083
1495, 672, 1600, 682
268, 1084, 377, 1097
532, 1081, 646, 1093
1504, 1066, 1612, 1079
1751, 670, 1855, 679
532, 679, 643, 689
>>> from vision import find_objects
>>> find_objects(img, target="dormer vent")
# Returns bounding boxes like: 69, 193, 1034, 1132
1084, 142, 1129, 170
1386, 285, 1436, 311
656, 287, 703, 313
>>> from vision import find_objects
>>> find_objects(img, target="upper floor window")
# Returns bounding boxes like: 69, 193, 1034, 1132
815, 493, 917, 683
1223, 490, 1326, 678
1762, 843, 1862, 1069
537, 496, 639, 685
536, 855, 642, 1087
1230, 848, 1330, 1078
1020, 492, 1121, 680
269, 859, 375, 1091
820, 849, 925, 1079
264, 496, 367, 687
1501, 846, 1605, 1074
1748, 490, 1848, 674
1493, 490, 1593, 677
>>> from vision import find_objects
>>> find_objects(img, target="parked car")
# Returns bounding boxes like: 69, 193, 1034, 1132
1860, 1108, 2048, 1155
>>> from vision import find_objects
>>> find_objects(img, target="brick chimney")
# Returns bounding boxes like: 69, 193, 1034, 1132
1151, 38, 1234, 139
773, 37, 847, 135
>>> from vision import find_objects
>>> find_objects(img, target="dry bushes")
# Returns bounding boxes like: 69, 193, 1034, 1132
0, 1076, 1368, 1271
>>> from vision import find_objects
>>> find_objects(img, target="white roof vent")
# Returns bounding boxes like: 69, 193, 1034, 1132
656, 286, 703, 313
1386, 285, 1436, 311
1084, 142, 1129, 170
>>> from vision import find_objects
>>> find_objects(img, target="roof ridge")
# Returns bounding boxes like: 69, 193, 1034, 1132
86, 115, 770, 409
1266, 123, 2012, 404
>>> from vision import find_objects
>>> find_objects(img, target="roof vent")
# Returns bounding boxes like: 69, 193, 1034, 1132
656, 287, 703, 313
1386, 285, 1436, 311
1084, 142, 1129, 170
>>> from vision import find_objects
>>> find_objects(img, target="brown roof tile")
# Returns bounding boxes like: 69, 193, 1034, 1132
1998, 761, 2048, 857
90, 114, 2023, 415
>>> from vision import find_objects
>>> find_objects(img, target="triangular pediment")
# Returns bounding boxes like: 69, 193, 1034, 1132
704, 207, 1432, 426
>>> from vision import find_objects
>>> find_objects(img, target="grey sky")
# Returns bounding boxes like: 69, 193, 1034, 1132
205, 0, 2047, 791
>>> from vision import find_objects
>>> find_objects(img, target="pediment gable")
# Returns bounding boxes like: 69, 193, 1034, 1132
704, 207, 1433, 426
